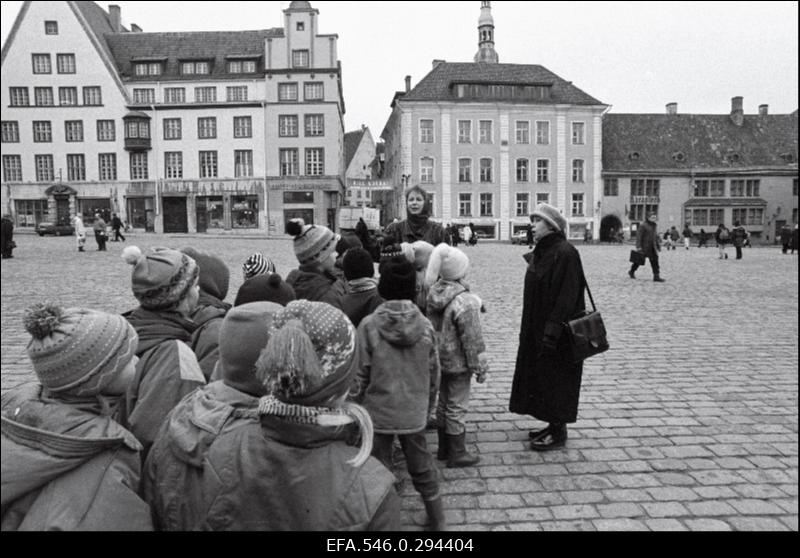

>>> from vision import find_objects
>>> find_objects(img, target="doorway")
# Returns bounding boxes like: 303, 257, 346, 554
600, 215, 623, 242
163, 197, 188, 233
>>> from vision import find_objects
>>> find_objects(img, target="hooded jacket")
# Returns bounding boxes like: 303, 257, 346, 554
122, 308, 206, 456
426, 280, 486, 376
1, 383, 152, 531
355, 300, 439, 433
286, 266, 346, 310
189, 291, 231, 380
341, 280, 384, 327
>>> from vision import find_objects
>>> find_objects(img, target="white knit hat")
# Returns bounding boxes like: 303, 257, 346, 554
424, 243, 469, 287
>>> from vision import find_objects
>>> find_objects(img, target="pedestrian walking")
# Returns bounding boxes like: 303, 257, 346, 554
509, 203, 588, 451
1, 213, 14, 259
731, 221, 748, 260
1, 303, 152, 531
682, 224, 693, 250
73, 214, 86, 252
425, 243, 489, 467
780, 224, 792, 254
669, 226, 680, 250
285, 220, 347, 310
716, 223, 730, 259
92, 213, 108, 251
355, 216, 370, 248
383, 185, 446, 246
111, 213, 126, 242
698, 228, 708, 248
629, 212, 665, 282
242, 252, 276, 281
354, 256, 445, 530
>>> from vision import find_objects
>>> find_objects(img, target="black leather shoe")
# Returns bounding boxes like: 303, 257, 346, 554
528, 426, 550, 441
653, 276, 665, 283
530, 426, 567, 451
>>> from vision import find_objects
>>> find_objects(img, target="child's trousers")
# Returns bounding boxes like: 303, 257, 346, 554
436, 372, 472, 435
372, 432, 439, 501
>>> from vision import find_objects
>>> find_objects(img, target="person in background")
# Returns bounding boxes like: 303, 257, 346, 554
285, 220, 347, 310
669, 226, 680, 250
698, 228, 708, 248
731, 221, 748, 260
1, 214, 14, 259
111, 213, 126, 243
792, 224, 799, 255
242, 253, 276, 281
93, 213, 108, 252
716, 223, 730, 260
383, 185, 446, 246
629, 212, 665, 282
73, 214, 86, 252
1, 303, 152, 531
780, 224, 792, 254
682, 224, 693, 250
340, 247, 383, 328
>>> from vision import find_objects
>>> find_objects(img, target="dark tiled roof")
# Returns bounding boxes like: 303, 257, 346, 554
402, 62, 602, 105
603, 113, 799, 172
105, 29, 283, 80
344, 129, 366, 169
73, 1, 125, 62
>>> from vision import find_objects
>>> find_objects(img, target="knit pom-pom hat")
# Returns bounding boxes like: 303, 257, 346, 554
242, 253, 276, 281
424, 243, 469, 287
122, 246, 199, 310
234, 273, 296, 307
286, 220, 339, 267
400, 240, 434, 271
342, 247, 375, 281
23, 303, 138, 397
378, 255, 416, 301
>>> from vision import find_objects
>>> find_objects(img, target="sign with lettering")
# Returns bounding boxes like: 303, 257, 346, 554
630, 196, 660, 204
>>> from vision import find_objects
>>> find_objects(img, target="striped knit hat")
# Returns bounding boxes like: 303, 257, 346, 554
122, 246, 199, 310
286, 220, 339, 267
24, 303, 138, 397
242, 253, 276, 281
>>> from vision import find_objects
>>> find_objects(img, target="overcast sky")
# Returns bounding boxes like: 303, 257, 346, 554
2, 1, 798, 137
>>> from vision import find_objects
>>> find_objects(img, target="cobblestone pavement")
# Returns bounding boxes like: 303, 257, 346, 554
1, 233, 797, 531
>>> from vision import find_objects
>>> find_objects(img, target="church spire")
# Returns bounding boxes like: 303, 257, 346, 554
474, 1, 499, 63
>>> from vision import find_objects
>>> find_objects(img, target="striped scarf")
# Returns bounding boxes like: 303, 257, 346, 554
258, 395, 352, 427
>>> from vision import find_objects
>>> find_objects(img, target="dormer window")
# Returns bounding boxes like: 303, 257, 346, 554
134, 62, 162, 76
228, 60, 257, 74
292, 50, 309, 68
672, 151, 686, 162
629, 152, 641, 161
781, 152, 795, 163
181, 61, 211, 75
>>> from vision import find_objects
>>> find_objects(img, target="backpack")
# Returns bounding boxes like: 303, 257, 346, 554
719, 228, 730, 241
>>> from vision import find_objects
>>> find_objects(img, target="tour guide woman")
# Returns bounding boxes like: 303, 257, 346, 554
383, 185, 446, 246
509, 203, 587, 451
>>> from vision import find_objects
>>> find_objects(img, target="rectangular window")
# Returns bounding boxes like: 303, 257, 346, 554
536, 121, 550, 145
284, 191, 314, 204
3, 155, 23, 182
710, 208, 724, 225
279, 115, 299, 137
233, 116, 252, 138
536, 159, 550, 183
125, 121, 150, 139
164, 87, 186, 104
572, 159, 585, 183
234, 150, 253, 178
15, 199, 49, 227
536, 192, 550, 205
133, 88, 155, 104
35, 154, 54, 181
82, 86, 102, 106
226, 86, 248, 102
231, 195, 258, 229
630, 178, 661, 197
33, 121, 52, 143
34, 87, 54, 106
480, 193, 493, 217
479, 120, 493, 144
459, 193, 472, 217
165, 152, 183, 179
292, 50, 310, 68
199, 151, 218, 178
56, 53, 76, 74
227, 60, 257, 73
1, 121, 19, 143
45, 21, 58, 35
278, 83, 298, 102
304, 82, 324, 101
458, 158, 472, 183
420, 157, 434, 183
198, 117, 217, 139
604, 178, 619, 196
304, 114, 324, 137
194, 87, 216, 103
97, 120, 115, 142
480, 158, 493, 183
98, 153, 117, 181
32, 54, 51, 74
516, 121, 530, 144
733, 207, 764, 226
182, 61, 210, 75
516, 193, 530, 217
59, 87, 78, 106
134, 62, 162, 76
572, 193, 585, 216
163, 118, 182, 140
730, 179, 760, 197
572, 122, 585, 145
9, 87, 29, 106
419, 119, 434, 143
516, 159, 529, 182
130, 153, 148, 180
305, 148, 324, 176
279, 149, 299, 176
458, 120, 472, 144
65, 120, 83, 142
67, 154, 85, 181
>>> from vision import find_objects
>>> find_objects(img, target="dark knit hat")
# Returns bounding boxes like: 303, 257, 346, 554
286, 220, 339, 266
180, 247, 230, 300
342, 247, 375, 281
242, 253, 276, 280
24, 303, 138, 397
122, 246, 199, 310
217, 301, 283, 396
234, 273, 296, 307
256, 300, 357, 407
336, 231, 363, 258
378, 255, 416, 301
379, 243, 404, 266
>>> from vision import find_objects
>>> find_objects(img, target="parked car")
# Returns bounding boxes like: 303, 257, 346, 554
36, 222, 75, 236
511, 230, 529, 245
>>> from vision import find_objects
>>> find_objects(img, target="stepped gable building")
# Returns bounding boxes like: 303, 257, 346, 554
1, 0, 345, 235
602, 100, 798, 243
381, 1, 608, 240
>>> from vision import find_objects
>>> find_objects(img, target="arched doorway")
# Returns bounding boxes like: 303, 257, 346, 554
600, 215, 623, 242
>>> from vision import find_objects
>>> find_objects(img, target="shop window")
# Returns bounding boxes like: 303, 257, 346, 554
232, 196, 259, 229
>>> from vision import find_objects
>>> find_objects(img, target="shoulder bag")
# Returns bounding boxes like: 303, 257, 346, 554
563, 277, 609, 364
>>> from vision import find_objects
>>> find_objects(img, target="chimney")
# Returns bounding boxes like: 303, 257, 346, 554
131, 23, 142, 33
758, 104, 769, 116
666, 102, 678, 115
432, 59, 445, 70
109, 4, 121, 33
730, 96, 744, 126
405, 76, 411, 93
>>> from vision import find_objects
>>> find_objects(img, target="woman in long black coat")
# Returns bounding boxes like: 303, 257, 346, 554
509, 204, 586, 451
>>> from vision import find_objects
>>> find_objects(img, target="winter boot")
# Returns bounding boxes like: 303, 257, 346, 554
423, 497, 447, 531
436, 428, 448, 460
446, 432, 480, 468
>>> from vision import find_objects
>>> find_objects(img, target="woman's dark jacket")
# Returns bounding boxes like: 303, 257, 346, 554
383, 218, 445, 246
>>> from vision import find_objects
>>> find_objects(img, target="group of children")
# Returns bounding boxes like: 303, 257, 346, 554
1, 219, 489, 531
